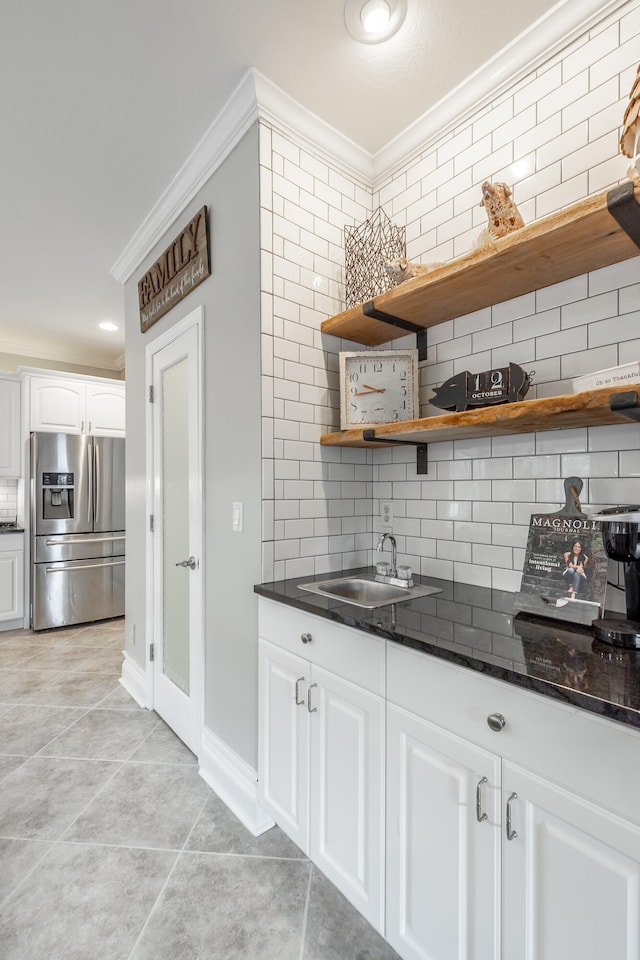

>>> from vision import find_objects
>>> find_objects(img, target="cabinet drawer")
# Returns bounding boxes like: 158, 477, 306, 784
258, 598, 385, 696
387, 642, 640, 825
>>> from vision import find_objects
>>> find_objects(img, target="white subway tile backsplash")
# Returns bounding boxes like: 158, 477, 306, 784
454, 561, 492, 588
260, 7, 640, 585
589, 310, 640, 348
455, 520, 492, 544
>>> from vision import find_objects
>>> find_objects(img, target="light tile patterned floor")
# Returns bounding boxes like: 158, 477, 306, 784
0, 619, 399, 960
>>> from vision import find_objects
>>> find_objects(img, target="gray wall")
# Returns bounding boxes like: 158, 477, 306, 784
124, 124, 262, 767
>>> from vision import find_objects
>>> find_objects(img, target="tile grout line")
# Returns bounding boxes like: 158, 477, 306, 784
298, 861, 314, 960
122, 808, 206, 960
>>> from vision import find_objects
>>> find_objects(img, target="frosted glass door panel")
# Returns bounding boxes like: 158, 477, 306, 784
162, 357, 190, 694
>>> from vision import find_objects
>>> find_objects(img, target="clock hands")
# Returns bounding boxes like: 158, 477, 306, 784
353, 384, 386, 397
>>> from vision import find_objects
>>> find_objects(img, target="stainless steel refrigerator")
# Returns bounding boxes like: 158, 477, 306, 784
30, 431, 125, 630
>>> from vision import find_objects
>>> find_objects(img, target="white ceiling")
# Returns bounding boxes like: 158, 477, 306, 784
0, 0, 571, 370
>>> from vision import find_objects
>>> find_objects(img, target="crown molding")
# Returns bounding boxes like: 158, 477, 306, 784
373, 0, 630, 183
110, 69, 261, 284
251, 69, 374, 187
110, 68, 374, 285
110, 0, 629, 282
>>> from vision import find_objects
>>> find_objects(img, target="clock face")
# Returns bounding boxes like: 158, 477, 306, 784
339, 350, 419, 429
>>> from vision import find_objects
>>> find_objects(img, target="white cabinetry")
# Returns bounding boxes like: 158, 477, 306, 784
0, 377, 21, 477
258, 598, 385, 930
386, 642, 640, 960
386, 705, 501, 960
0, 534, 24, 624
502, 762, 640, 960
29, 376, 125, 436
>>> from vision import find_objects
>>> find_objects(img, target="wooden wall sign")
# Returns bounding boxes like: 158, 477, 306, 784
138, 206, 210, 332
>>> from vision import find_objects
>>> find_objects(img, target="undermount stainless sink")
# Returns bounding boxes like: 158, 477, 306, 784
297, 575, 441, 609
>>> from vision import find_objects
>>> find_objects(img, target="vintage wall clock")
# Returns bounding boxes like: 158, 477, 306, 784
339, 350, 419, 430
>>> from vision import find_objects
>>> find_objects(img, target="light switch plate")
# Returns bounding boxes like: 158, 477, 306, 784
232, 502, 243, 532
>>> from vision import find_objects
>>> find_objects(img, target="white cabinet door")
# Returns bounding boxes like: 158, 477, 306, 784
502, 761, 640, 960
310, 663, 385, 930
29, 377, 125, 436
0, 543, 24, 622
0, 379, 21, 477
30, 377, 85, 433
85, 382, 125, 436
258, 639, 310, 851
258, 633, 385, 932
386, 704, 501, 960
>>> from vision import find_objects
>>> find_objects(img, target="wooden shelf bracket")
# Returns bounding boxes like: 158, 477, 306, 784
610, 390, 640, 422
606, 182, 640, 249
362, 429, 428, 474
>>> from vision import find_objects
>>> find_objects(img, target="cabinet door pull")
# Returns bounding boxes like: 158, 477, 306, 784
506, 791, 518, 841
295, 677, 305, 706
476, 776, 488, 823
301, 632, 312, 644
307, 682, 318, 713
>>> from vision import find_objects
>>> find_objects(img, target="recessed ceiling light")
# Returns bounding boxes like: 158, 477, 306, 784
361, 0, 390, 33
344, 0, 406, 44
99, 321, 119, 331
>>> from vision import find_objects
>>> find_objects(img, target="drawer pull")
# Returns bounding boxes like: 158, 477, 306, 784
307, 682, 318, 713
301, 632, 312, 644
476, 776, 488, 823
295, 677, 305, 706
506, 792, 518, 841
487, 712, 506, 732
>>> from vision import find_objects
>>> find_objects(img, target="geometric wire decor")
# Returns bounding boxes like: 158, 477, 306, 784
344, 206, 406, 308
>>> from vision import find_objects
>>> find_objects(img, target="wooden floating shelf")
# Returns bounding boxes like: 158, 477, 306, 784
320, 386, 640, 448
321, 178, 640, 346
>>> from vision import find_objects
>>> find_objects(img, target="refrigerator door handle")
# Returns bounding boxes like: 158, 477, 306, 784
45, 559, 125, 573
45, 535, 125, 546
87, 440, 94, 526
94, 439, 100, 524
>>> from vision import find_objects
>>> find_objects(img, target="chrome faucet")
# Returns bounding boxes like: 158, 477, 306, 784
377, 532, 397, 577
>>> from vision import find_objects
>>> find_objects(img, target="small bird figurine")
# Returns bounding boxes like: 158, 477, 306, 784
620, 63, 640, 179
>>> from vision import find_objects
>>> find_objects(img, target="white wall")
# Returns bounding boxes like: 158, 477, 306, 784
261, 0, 640, 604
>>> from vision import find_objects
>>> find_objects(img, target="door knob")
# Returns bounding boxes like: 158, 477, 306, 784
175, 556, 197, 570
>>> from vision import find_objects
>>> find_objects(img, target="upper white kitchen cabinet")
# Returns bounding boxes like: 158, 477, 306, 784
28, 375, 125, 436
0, 377, 21, 476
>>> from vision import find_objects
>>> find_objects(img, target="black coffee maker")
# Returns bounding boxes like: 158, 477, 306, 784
592, 506, 640, 647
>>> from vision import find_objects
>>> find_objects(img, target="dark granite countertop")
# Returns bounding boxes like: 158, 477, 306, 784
255, 568, 640, 731
0, 524, 23, 534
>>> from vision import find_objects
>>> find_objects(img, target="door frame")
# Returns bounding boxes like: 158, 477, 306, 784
144, 305, 204, 754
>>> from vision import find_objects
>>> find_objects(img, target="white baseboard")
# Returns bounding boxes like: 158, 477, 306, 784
199, 725, 274, 837
120, 651, 148, 708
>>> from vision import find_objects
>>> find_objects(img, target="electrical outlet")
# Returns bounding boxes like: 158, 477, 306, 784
380, 500, 393, 528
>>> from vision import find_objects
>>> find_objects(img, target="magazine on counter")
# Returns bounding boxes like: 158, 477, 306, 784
514, 502, 609, 627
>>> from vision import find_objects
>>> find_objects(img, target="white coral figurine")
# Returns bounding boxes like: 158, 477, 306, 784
620, 63, 640, 179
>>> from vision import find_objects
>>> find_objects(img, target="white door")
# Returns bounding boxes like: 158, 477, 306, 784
310, 664, 385, 931
148, 312, 203, 755
502, 761, 640, 960
386, 704, 501, 960
258, 638, 310, 850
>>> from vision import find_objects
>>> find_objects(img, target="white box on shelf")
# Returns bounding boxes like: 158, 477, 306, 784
573, 361, 640, 393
